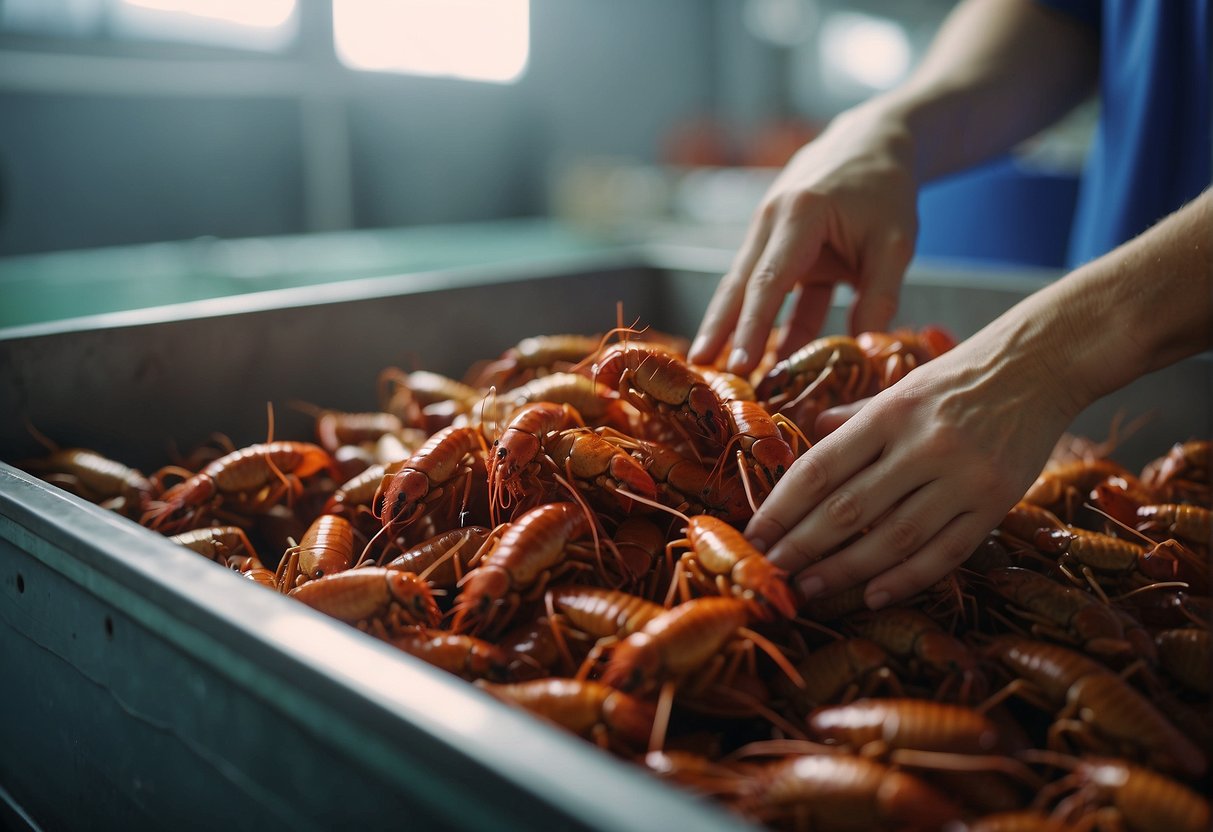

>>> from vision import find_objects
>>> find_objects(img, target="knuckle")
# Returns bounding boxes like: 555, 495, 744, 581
748, 263, 781, 291
883, 517, 922, 555
789, 454, 828, 497
824, 489, 861, 527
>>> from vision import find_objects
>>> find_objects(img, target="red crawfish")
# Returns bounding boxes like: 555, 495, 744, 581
487, 402, 584, 508
387, 631, 518, 683
807, 698, 1002, 758
450, 502, 597, 638
600, 596, 803, 696
275, 514, 356, 591
19, 446, 154, 519
777, 638, 898, 717
1040, 756, 1211, 832
733, 752, 965, 832
983, 636, 1207, 779
371, 425, 488, 542
474, 333, 604, 389
713, 400, 801, 513
142, 441, 334, 533
856, 325, 955, 390
1141, 439, 1211, 504
385, 526, 493, 590
476, 678, 655, 753
591, 342, 731, 457
289, 567, 441, 636
847, 607, 985, 703
985, 566, 1146, 664
665, 515, 798, 621
755, 334, 873, 414
1155, 627, 1211, 695
169, 525, 263, 572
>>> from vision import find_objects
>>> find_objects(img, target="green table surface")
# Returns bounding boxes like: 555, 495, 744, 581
0, 219, 624, 328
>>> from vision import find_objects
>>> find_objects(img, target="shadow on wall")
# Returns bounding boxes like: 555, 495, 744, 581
915, 156, 1080, 269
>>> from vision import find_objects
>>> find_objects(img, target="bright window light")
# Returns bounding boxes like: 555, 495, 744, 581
333, 0, 529, 84
116, 0, 298, 50
820, 11, 911, 91
122, 0, 295, 28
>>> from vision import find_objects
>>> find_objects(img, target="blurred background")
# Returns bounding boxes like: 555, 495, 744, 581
0, 0, 1096, 324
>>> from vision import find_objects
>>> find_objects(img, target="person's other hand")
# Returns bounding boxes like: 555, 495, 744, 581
744, 330, 1077, 609
688, 107, 919, 377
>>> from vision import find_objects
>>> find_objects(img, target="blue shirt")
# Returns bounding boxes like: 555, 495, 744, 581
1036, 0, 1211, 266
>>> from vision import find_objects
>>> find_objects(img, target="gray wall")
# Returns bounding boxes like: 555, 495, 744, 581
0, 0, 719, 256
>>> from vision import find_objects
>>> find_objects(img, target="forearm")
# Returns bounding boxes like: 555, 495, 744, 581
841, 0, 1099, 184
981, 189, 1213, 421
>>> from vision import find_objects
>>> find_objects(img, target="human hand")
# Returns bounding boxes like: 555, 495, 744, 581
744, 330, 1078, 609
687, 106, 920, 377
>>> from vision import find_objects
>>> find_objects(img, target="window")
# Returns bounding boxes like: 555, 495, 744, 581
0, 0, 299, 51
332, 0, 529, 84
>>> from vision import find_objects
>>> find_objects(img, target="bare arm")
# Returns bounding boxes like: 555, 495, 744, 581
688, 0, 1101, 373
749, 188, 1213, 610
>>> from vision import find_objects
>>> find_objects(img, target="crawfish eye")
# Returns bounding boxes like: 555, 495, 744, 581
314, 569, 324, 578
496, 447, 508, 461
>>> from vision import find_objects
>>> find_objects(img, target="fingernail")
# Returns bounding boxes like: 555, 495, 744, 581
728, 348, 749, 371
689, 336, 708, 359
747, 536, 768, 554
797, 575, 825, 599
866, 590, 890, 610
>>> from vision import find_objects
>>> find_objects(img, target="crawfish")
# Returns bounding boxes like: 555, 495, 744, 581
985, 566, 1145, 664
142, 441, 334, 533
169, 525, 263, 572
755, 334, 873, 414
20, 446, 154, 519
487, 402, 583, 508
1043, 756, 1211, 832
289, 567, 441, 635
983, 636, 1207, 779
1141, 439, 1211, 504
545, 585, 665, 674
474, 333, 603, 388
628, 438, 752, 523
476, 678, 655, 753
387, 631, 518, 683
848, 607, 985, 703
600, 596, 802, 697
733, 753, 964, 832
489, 372, 623, 428
666, 515, 798, 621
450, 502, 596, 637
372, 425, 487, 542
591, 342, 731, 457
1136, 503, 1212, 549
385, 526, 493, 590
777, 638, 898, 717
1023, 457, 1136, 522
541, 428, 658, 516
1155, 627, 1211, 695
276, 514, 356, 591
715, 399, 800, 511
808, 698, 1001, 758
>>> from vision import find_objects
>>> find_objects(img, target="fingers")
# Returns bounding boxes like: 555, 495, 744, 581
773, 282, 834, 364
726, 214, 828, 376
848, 229, 912, 336
688, 216, 773, 365
744, 421, 884, 566
771, 245, 855, 362
812, 399, 869, 440
861, 512, 994, 608
784, 479, 956, 603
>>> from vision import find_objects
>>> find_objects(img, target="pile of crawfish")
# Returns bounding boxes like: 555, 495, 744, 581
16, 323, 1212, 832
